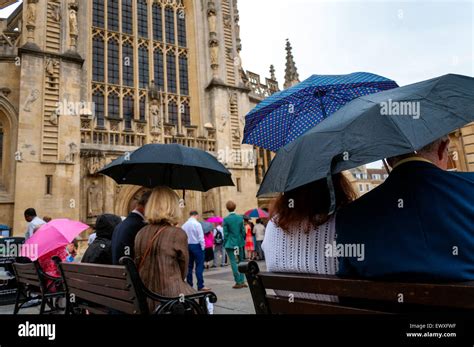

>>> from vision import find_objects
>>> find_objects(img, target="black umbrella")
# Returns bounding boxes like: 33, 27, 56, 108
99, 144, 234, 191
258, 74, 474, 210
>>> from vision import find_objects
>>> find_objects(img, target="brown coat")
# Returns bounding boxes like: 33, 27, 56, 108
135, 224, 196, 311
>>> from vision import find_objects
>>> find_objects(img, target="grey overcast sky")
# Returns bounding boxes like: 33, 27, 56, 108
239, 0, 473, 87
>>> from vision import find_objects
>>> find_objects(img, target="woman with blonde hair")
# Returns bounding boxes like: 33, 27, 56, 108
134, 186, 195, 309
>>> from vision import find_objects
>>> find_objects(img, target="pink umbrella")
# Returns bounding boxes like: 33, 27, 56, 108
207, 216, 223, 224
244, 209, 269, 218
23, 219, 89, 261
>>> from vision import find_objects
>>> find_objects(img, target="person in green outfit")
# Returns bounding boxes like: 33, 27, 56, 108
223, 201, 248, 289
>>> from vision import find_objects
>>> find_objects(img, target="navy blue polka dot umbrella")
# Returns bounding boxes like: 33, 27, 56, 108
243, 72, 399, 152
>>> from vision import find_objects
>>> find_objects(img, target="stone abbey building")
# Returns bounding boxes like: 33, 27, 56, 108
0, 0, 280, 234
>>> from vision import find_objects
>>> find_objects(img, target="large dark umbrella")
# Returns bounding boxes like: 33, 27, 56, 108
99, 144, 234, 191
258, 74, 474, 210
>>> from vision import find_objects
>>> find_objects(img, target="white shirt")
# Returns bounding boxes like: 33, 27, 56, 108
88, 233, 97, 245
254, 223, 266, 241
182, 217, 205, 250
25, 216, 46, 240
262, 215, 338, 302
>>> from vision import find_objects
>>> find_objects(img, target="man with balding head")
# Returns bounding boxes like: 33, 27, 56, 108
337, 136, 474, 281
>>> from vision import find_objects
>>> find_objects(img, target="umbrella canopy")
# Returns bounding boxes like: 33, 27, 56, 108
207, 216, 223, 224
23, 219, 89, 261
99, 144, 234, 191
199, 221, 214, 233
258, 74, 474, 197
244, 209, 269, 218
243, 72, 399, 152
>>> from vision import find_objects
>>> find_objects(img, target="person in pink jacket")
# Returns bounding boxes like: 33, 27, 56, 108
204, 231, 214, 269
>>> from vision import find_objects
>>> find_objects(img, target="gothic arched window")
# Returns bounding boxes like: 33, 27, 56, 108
108, 39, 119, 85
93, 92, 105, 127
123, 95, 134, 129
152, 3, 163, 42
140, 96, 147, 121
137, 0, 148, 38
138, 46, 149, 88
108, 92, 120, 119
0, 121, 3, 176
179, 56, 189, 95
168, 101, 178, 126
123, 43, 134, 87
107, 0, 119, 32
167, 52, 177, 94
92, 37, 105, 82
165, 7, 175, 44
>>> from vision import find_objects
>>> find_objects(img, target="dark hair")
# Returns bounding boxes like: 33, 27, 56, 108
138, 191, 151, 207
256, 218, 262, 224
270, 173, 357, 233
24, 208, 37, 218
226, 201, 236, 212
189, 211, 199, 217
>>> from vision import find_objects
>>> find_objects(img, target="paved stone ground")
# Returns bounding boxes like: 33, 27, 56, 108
0, 261, 266, 315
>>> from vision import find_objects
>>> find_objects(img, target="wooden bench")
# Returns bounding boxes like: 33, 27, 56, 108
239, 261, 474, 314
54, 256, 217, 315
12, 258, 65, 314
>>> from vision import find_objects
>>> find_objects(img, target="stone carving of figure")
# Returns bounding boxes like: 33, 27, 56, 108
50, 109, 59, 125
202, 191, 215, 214
66, 142, 79, 163
223, 15, 232, 29
219, 113, 228, 133
26, 0, 37, 27
87, 180, 103, 218
45, 58, 58, 77
51, 5, 61, 22
23, 89, 40, 112
207, 1, 217, 33
150, 102, 162, 129
209, 41, 219, 67
69, 7, 78, 37
86, 155, 106, 175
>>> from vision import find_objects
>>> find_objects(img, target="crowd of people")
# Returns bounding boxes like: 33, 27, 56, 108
21, 135, 472, 310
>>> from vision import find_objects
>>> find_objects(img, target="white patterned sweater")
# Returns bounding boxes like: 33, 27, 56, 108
262, 216, 338, 302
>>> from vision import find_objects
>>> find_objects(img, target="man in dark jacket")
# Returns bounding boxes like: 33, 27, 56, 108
82, 214, 122, 265
111, 191, 150, 265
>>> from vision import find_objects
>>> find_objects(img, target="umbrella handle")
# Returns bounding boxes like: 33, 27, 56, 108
327, 156, 339, 216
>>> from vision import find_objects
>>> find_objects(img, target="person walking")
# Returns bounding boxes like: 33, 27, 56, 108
254, 219, 266, 260
182, 211, 211, 291
223, 201, 247, 289
213, 223, 226, 267
244, 218, 255, 260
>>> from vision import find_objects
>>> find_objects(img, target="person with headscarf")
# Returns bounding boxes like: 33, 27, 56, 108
82, 214, 122, 265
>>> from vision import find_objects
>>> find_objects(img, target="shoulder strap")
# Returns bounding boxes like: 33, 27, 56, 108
138, 226, 167, 272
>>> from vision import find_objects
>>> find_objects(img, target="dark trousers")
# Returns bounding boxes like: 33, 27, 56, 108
187, 244, 205, 290
256, 240, 264, 260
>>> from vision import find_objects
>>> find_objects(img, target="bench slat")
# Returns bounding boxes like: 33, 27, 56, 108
61, 263, 127, 279
260, 273, 474, 309
69, 287, 139, 314
14, 265, 37, 275
266, 295, 390, 315
16, 274, 41, 286
67, 278, 135, 302
62, 271, 130, 290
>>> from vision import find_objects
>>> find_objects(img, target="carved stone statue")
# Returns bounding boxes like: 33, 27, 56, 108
45, 58, 59, 77
26, 0, 37, 27
66, 142, 78, 163
150, 102, 162, 129
49, 109, 59, 125
87, 180, 103, 218
69, 6, 78, 37
219, 113, 228, 133
202, 190, 216, 214
207, 5, 217, 33
209, 40, 219, 67
23, 89, 40, 112
51, 5, 61, 22
86, 154, 106, 175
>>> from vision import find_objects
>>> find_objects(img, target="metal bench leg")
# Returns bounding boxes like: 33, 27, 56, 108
39, 297, 46, 315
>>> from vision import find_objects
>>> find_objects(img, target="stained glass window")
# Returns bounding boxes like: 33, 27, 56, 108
177, 10, 187, 47
108, 40, 119, 85
123, 95, 134, 129
140, 96, 147, 121
137, 0, 148, 38
93, 0, 104, 28
107, 0, 119, 32
181, 103, 191, 127
154, 50, 164, 90
122, 0, 133, 35
179, 56, 188, 95
123, 43, 134, 87
92, 37, 105, 82
93, 92, 105, 127
165, 7, 175, 44
108, 93, 120, 119
152, 3, 163, 42
168, 101, 178, 126
167, 52, 177, 93
138, 46, 149, 88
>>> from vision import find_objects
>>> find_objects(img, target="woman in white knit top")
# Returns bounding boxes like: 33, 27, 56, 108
262, 173, 357, 302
